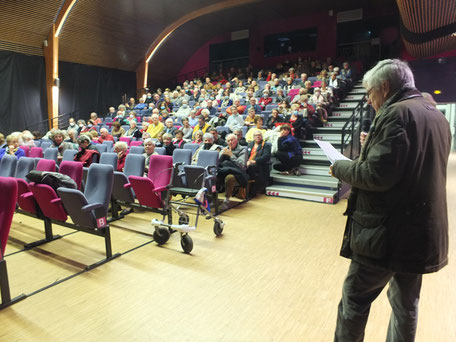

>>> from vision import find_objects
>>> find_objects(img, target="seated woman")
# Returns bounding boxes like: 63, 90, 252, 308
73, 135, 99, 167
192, 130, 203, 145
285, 104, 305, 140
266, 108, 283, 129
22, 131, 36, 148
245, 116, 267, 143
143, 138, 158, 174
247, 130, 272, 193
111, 121, 125, 138
162, 133, 176, 156
113, 141, 128, 171
50, 129, 76, 160
173, 130, 185, 148
181, 118, 193, 142
244, 107, 257, 127
273, 125, 303, 176
192, 133, 221, 164
0, 133, 26, 160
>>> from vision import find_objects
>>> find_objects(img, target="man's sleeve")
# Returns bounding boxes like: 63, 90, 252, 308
332, 116, 409, 192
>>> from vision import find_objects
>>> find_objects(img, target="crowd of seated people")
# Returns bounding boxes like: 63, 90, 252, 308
0, 56, 354, 209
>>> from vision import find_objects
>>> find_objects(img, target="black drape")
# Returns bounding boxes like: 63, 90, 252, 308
59, 61, 136, 120
0, 50, 47, 134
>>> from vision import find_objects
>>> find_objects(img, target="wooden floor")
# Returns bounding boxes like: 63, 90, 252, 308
1, 153, 456, 342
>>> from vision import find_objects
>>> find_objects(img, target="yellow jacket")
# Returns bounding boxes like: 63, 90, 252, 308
146, 122, 164, 138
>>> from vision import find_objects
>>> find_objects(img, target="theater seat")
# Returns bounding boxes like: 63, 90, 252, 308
127, 155, 172, 209
15, 157, 36, 180
0, 155, 18, 177
112, 154, 145, 203
58, 164, 114, 228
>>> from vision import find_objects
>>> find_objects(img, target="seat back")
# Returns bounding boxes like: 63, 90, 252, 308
183, 165, 207, 190
29, 147, 43, 158
0, 155, 18, 177
99, 152, 118, 171
183, 143, 200, 156
36, 159, 56, 172
155, 147, 165, 155
148, 155, 173, 188
62, 149, 78, 161
130, 140, 143, 147
196, 150, 219, 168
288, 88, 300, 101
0, 177, 17, 257
84, 164, 114, 215
102, 140, 114, 151
19, 146, 30, 157
124, 154, 145, 178
43, 147, 58, 161
40, 141, 52, 152
16, 178, 37, 214
59, 161, 83, 189
119, 137, 131, 145
94, 144, 107, 154
173, 149, 192, 172
128, 146, 144, 154
15, 157, 36, 180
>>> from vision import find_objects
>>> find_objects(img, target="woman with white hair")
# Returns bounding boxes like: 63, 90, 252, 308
113, 141, 128, 171
125, 120, 142, 139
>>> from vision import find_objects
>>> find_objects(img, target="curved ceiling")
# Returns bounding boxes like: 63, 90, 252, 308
3, 0, 453, 87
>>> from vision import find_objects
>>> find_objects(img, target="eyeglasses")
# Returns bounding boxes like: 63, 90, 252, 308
366, 87, 374, 97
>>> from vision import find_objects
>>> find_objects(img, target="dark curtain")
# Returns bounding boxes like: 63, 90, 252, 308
59, 61, 136, 121
0, 50, 47, 134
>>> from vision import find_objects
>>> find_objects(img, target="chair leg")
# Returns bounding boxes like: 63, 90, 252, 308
0, 259, 26, 310
24, 218, 62, 249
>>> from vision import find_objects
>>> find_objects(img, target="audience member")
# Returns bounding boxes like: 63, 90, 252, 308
74, 135, 99, 167
113, 141, 128, 171
247, 131, 271, 193
273, 124, 302, 175
111, 121, 125, 138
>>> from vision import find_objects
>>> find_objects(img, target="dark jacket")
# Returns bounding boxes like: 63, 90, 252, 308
277, 134, 302, 159
247, 141, 271, 166
332, 88, 451, 274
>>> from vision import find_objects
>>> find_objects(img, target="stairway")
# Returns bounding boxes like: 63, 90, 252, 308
266, 82, 366, 204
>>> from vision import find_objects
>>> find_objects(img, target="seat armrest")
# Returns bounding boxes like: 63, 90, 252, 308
81, 202, 104, 212
50, 198, 62, 204
153, 186, 168, 193
20, 192, 34, 199
123, 183, 132, 189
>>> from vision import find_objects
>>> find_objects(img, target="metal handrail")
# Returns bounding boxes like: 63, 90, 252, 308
27, 110, 85, 133
340, 98, 366, 159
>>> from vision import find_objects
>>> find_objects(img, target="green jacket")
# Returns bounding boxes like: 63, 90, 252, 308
333, 88, 451, 274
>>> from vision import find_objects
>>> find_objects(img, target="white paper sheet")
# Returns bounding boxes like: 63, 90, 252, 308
313, 139, 351, 164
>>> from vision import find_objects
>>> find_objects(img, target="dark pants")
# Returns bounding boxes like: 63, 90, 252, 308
273, 152, 302, 172
335, 261, 422, 342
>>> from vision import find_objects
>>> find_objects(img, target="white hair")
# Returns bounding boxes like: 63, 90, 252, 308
362, 59, 415, 93
114, 141, 128, 152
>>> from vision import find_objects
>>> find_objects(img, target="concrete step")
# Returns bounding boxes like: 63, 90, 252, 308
345, 94, 365, 101
296, 164, 331, 176
312, 133, 342, 142
301, 140, 344, 150
347, 88, 366, 94
314, 127, 344, 133
271, 172, 339, 188
266, 184, 339, 204
338, 101, 359, 109
330, 111, 354, 119
324, 121, 346, 128
302, 147, 326, 156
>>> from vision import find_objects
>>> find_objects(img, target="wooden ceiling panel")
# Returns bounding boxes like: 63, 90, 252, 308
0, 0, 62, 55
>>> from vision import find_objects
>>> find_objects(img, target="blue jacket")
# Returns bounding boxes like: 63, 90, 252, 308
278, 134, 302, 158
0, 147, 26, 161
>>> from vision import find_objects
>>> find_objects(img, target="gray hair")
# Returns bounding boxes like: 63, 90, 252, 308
77, 135, 91, 144
363, 59, 415, 93
162, 133, 173, 140
226, 133, 237, 141
203, 133, 214, 142
100, 127, 109, 134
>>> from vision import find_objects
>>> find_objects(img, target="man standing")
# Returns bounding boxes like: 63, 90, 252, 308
331, 59, 451, 342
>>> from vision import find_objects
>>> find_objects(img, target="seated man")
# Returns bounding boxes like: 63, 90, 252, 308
192, 133, 222, 165
74, 135, 99, 167
258, 91, 273, 110
113, 141, 128, 171
98, 128, 114, 143
192, 116, 210, 140
143, 138, 158, 174
247, 130, 271, 193
163, 118, 177, 136
225, 106, 244, 132
205, 100, 217, 116
245, 97, 262, 113
217, 133, 248, 208
226, 98, 246, 115
208, 127, 227, 147
175, 99, 192, 119
273, 124, 303, 175
233, 128, 247, 147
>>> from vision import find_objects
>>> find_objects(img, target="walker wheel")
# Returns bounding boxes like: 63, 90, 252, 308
181, 234, 193, 254
153, 227, 170, 245
213, 221, 223, 237
179, 214, 189, 225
